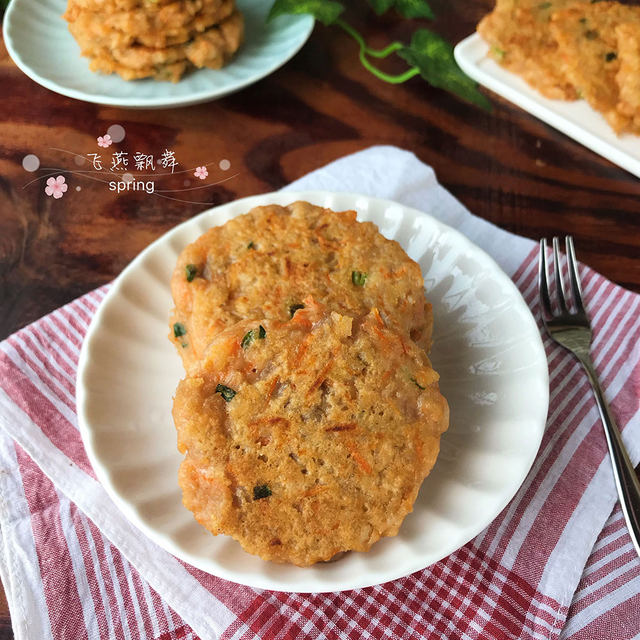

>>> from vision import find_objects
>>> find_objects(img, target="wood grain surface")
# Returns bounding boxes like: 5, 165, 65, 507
1, 0, 639, 634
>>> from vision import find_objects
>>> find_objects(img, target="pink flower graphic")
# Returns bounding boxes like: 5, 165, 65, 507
45, 176, 68, 199
97, 134, 112, 148
194, 166, 208, 180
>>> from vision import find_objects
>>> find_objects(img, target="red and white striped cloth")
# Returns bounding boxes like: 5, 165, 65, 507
0, 147, 638, 640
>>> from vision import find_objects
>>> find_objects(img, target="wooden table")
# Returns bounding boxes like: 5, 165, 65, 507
1, 0, 639, 636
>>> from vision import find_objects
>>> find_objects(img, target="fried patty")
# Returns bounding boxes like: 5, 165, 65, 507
173, 301, 449, 565
616, 22, 640, 129
65, 0, 234, 49
170, 202, 433, 371
478, 0, 585, 100
64, 0, 243, 81
551, 2, 640, 134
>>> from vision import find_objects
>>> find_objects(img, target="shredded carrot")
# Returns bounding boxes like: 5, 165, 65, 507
225, 337, 242, 357
241, 359, 256, 375
265, 376, 280, 403
383, 266, 408, 280
346, 441, 372, 474
307, 358, 334, 395
371, 324, 390, 346
324, 423, 357, 432
371, 308, 385, 328
302, 485, 328, 498
293, 333, 314, 366
291, 311, 313, 329
249, 416, 289, 427
316, 234, 337, 250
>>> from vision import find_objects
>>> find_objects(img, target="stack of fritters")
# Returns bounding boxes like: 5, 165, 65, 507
169, 202, 449, 566
64, 0, 243, 82
478, 0, 640, 135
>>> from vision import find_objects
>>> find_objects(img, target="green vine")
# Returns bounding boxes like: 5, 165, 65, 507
268, 0, 491, 109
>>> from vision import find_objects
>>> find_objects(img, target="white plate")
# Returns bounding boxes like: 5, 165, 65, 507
3, 0, 313, 108
76, 191, 549, 593
455, 33, 640, 179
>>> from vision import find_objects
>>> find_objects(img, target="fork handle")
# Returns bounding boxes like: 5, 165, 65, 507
581, 357, 640, 557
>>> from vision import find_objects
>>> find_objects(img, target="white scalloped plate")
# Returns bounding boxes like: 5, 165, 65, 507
3, 0, 313, 108
76, 191, 549, 593
454, 34, 640, 179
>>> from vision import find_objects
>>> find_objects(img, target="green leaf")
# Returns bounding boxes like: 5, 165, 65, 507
394, 0, 434, 19
268, 0, 345, 26
368, 0, 434, 19
397, 29, 491, 109
367, 0, 394, 14
173, 322, 187, 338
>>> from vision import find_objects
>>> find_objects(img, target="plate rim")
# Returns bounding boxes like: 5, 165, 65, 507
454, 33, 640, 180
3, 0, 314, 108
76, 190, 549, 592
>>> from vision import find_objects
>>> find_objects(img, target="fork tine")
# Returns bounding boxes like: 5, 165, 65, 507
566, 236, 586, 315
538, 238, 553, 318
552, 236, 569, 313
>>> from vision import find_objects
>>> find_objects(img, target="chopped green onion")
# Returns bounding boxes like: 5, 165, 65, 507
247, 241, 256, 249
410, 377, 425, 390
253, 484, 272, 500
491, 46, 506, 60
185, 264, 198, 282
216, 384, 236, 402
173, 322, 186, 338
242, 325, 267, 348
289, 303, 305, 318
605, 51, 617, 62
352, 270, 368, 287
241, 330, 255, 349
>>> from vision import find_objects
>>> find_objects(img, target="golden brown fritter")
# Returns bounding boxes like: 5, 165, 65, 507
71, 11, 243, 81
64, 0, 243, 82
616, 22, 640, 129
65, 0, 234, 50
477, 0, 584, 100
551, 2, 640, 134
173, 301, 449, 566
170, 202, 433, 371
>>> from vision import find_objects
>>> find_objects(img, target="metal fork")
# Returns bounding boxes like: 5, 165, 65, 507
539, 236, 640, 558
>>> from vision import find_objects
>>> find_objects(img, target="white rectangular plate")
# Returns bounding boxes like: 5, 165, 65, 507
454, 33, 640, 179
